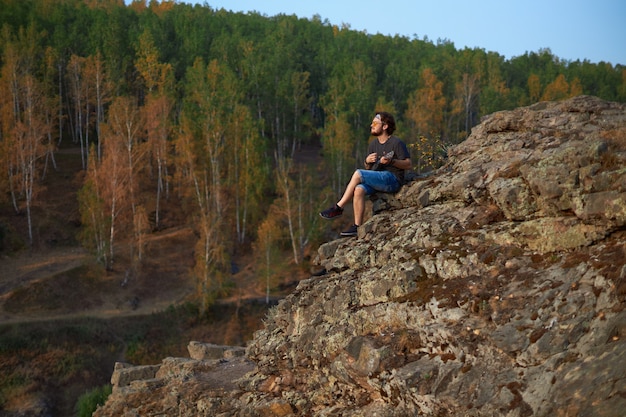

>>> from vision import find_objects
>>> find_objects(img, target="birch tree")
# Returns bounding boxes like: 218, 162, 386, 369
105, 96, 147, 264
456, 72, 480, 138
227, 103, 266, 244
136, 30, 174, 231
177, 58, 243, 311
143, 94, 172, 230
275, 156, 299, 264
12, 74, 49, 245
254, 211, 280, 304
321, 75, 354, 195
41, 46, 59, 179
67, 55, 90, 168
78, 145, 109, 265
0, 30, 48, 245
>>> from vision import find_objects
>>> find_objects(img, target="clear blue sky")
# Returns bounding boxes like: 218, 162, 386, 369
182, 0, 625, 66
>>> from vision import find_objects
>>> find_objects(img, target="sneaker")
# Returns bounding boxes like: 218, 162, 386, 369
320, 204, 343, 219
340, 224, 358, 237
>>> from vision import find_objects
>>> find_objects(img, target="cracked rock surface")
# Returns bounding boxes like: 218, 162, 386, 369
96, 96, 626, 416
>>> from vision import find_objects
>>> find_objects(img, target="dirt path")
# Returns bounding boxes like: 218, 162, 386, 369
0, 231, 196, 324
0, 233, 280, 325
0, 247, 89, 295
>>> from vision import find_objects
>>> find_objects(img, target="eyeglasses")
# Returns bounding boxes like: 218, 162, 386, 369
372, 114, 384, 125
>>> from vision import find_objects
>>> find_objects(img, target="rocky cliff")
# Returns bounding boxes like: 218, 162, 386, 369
95, 96, 626, 417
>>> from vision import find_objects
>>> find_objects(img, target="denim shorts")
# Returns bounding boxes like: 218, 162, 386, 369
356, 169, 401, 195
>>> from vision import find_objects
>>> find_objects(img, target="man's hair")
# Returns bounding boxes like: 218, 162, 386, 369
377, 111, 396, 135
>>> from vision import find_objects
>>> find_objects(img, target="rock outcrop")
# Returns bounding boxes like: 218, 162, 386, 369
95, 96, 626, 416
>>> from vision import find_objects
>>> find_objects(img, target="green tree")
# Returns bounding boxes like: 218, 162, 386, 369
275, 156, 299, 264
40, 46, 60, 179
287, 70, 313, 156
66, 54, 91, 168
619, 69, 626, 102
480, 52, 511, 114
78, 145, 109, 265
320, 110, 354, 196
226, 103, 266, 245
177, 57, 246, 311
135, 28, 172, 94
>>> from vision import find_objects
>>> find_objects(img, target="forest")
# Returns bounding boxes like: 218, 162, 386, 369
1, 0, 625, 310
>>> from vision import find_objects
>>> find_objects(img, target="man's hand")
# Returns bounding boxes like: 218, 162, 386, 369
365, 153, 378, 164
380, 150, 395, 165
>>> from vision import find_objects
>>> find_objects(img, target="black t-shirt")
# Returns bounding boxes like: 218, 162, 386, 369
367, 135, 410, 184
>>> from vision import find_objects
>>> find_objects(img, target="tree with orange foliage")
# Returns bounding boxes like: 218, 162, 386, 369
541, 74, 571, 101
405, 68, 446, 173
406, 68, 446, 139
93, 115, 129, 269
528, 74, 542, 103
274, 156, 299, 264
569, 78, 583, 97
79, 95, 146, 270
254, 210, 280, 304
540, 74, 584, 102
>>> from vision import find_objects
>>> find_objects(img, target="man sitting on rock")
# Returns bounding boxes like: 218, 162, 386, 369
319, 112, 412, 237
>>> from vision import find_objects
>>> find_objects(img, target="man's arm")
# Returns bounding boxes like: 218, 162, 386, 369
390, 157, 412, 170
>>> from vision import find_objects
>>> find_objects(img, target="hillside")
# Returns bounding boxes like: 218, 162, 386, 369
94, 96, 626, 416
0, 141, 309, 416
0, 141, 199, 322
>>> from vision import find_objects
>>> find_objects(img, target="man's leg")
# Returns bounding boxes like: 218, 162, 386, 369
350, 170, 399, 226
353, 185, 367, 226
337, 170, 363, 208
320, 170, 363, 220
